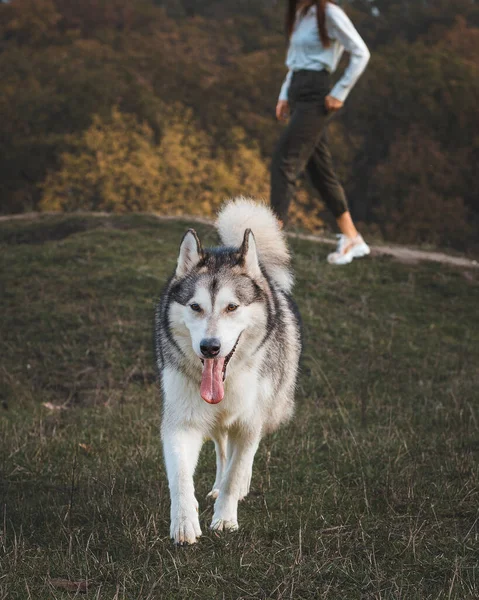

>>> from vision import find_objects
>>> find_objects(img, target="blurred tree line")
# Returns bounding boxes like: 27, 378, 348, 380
1, 0, 478, 250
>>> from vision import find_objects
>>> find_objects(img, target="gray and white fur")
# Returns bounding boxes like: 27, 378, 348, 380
155, 197, 302, 544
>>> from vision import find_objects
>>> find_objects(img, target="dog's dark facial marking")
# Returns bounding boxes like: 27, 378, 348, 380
170, 272, 202, 306
233, 275, 264, 305
170, 246, 265, 308
209, 276, 219, 302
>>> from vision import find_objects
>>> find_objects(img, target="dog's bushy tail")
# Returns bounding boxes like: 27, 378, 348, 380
216, 197, 293, 292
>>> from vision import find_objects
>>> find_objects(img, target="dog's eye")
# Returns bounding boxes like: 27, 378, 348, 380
190, 303, 202, 312
226, 303, 238, 313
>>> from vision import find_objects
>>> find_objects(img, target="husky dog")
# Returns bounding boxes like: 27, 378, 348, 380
155, 198, 301, 544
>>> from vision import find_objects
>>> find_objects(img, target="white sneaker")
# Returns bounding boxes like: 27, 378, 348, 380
327, 234, 370, 265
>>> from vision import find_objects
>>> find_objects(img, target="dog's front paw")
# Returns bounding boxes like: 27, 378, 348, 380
210, 497, 238, 533
170, 508, 202, 545
210, 517, 239, 532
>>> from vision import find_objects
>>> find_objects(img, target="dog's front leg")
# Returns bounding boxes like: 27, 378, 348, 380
210, 428, 260, 532
207, 433, 228, 500
162, 427, 203, 544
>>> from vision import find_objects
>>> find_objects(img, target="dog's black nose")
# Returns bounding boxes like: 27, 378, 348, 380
200, 338, 221, 358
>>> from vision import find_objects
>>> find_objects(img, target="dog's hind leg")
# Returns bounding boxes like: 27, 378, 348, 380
207, 433, 228, 500
210, 428, 261, 532
162, 426, 203, 545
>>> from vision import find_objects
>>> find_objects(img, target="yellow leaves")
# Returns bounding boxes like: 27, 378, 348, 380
39, 103, 328, 232
41, 108, 161, 213
288, 188, 325, 233
40, 106, 271, 217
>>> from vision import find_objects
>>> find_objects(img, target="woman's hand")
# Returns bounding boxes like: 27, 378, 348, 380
325, 95, 344, 113
276, 100, 290, 122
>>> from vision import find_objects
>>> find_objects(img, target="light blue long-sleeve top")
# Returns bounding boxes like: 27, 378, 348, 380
279, 3, 370, 103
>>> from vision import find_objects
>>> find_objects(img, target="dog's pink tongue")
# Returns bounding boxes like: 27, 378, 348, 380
200, 358, 225, 404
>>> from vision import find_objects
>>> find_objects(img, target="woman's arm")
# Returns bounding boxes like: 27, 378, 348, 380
277, 48, 293, 121
278, 39, 295, 102
327, 6, 370, 103
278, 69, 293, 102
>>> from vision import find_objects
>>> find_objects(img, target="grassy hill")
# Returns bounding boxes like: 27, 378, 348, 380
1, 214, 478, 599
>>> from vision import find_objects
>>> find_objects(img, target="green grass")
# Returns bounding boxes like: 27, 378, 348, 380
1, 214, 478, 599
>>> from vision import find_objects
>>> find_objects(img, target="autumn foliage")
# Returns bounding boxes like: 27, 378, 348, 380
40, 108, 269, 215
1, 0, 478, 251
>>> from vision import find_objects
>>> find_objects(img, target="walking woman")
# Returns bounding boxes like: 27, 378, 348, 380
271, 0, 370, 265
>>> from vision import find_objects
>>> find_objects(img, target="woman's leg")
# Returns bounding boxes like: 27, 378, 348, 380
305, 130, 358, 233
270, 104, 329, 225
336, 212, 358, 239
306, 132, 369, 264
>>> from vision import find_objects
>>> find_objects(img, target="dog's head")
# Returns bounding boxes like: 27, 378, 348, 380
169, 228, 267, 404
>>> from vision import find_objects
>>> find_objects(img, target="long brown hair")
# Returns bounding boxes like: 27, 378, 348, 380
286, 0, 332, 48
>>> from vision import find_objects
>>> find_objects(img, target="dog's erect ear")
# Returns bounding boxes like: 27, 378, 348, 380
239, 229, 261, 279
176, 229, 203, 278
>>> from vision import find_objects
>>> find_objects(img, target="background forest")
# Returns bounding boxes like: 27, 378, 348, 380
1, 0, 478, 252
